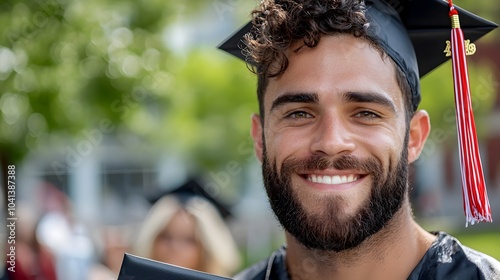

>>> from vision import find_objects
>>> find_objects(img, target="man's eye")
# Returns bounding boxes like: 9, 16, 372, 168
354, 111, 380, 120
286, 111, 313, 119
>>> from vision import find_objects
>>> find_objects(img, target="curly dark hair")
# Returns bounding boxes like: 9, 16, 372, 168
243, 0, 413, 123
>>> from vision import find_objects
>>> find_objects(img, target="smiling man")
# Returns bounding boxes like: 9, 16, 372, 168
259, 34, 417, 257
219, 0, 500, 279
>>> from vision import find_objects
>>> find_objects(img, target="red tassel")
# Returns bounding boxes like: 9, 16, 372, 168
448, 0, 492, 226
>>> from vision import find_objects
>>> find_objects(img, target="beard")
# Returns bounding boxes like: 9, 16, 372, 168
261, 137, 409, 252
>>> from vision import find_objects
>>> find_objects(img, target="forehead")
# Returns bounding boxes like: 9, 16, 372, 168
164, 209, 196, 231
265, 34, 402, 109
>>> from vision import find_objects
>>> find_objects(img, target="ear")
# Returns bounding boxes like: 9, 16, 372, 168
407, 110, 431, 164
251, 114, 264, 162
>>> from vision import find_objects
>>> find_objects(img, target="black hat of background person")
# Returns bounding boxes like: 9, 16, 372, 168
217, 0, 497, 111
148, 178, 232, 219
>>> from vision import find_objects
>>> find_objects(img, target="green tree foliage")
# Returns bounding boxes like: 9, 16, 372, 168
0, 0, 257, 175
0, 0, 171, 162
420, 61, 496, 139
155, 50, 257, 170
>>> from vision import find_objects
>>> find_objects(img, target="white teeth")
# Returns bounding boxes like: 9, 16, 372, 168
348, 174, 354, 182
332, 176, 341, 184
308, 174, 359, 185
323, 176, 331, 184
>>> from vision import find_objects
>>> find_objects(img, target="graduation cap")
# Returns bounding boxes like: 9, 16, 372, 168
148, 178, 232, 219
218, 0, 497, 111
218, 0, 497, 225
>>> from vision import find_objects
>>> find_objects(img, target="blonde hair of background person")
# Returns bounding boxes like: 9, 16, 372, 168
133, 195, 241, 277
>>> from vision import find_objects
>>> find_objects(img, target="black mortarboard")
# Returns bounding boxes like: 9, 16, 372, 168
218, 0, 497, 111
148, 178, 232, 219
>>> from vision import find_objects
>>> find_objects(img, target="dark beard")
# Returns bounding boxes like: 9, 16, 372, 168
261, 139, 408, 252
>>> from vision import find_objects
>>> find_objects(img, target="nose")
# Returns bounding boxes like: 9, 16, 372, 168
310, 114, 356, 157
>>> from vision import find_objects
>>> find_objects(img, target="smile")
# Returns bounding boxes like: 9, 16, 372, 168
307, 174, 360, 185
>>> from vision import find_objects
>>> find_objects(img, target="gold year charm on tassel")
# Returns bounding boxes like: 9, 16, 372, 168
444, 39, 477, 57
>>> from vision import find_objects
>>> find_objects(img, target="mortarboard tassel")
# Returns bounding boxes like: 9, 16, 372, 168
447, 0, 492, 226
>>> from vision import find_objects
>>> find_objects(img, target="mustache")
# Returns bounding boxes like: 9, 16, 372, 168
281, 154, 382, 177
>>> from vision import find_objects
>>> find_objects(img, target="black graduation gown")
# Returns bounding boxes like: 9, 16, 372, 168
234, 232, 500, 280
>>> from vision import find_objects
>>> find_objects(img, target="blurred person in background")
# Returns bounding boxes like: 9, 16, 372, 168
7, 204, 57, 280
88, 225, 131, 280
132, 179, 241, 277
35, 183, 95, 280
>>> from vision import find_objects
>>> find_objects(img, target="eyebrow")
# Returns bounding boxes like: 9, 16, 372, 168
343, 91, 396, 113
270, 92, 319, 112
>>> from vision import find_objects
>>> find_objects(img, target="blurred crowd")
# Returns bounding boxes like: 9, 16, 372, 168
2, 180, 241, 280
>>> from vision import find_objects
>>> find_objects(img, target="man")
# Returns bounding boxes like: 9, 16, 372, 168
219, 0, 500, 279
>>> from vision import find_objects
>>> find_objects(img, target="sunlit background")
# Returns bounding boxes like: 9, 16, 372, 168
0, 0, 499, 279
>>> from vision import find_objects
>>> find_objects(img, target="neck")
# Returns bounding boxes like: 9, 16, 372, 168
285, 201, 436, 280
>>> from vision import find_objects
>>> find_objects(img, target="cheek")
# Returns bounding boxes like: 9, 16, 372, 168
358, 127, 406, 168
151, 238, 168, 257
264, 127, 311, 162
